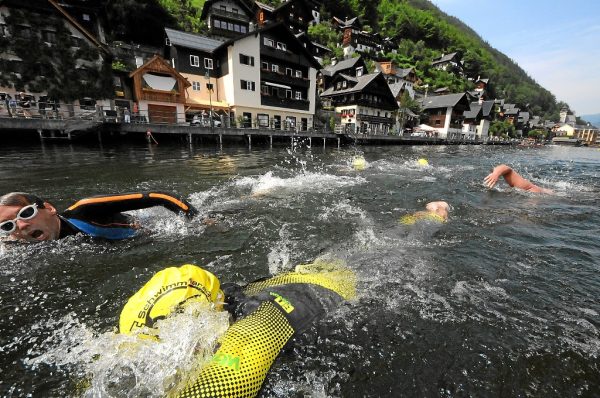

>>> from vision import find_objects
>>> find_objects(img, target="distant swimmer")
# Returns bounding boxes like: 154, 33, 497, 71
400, 201, 449, 225
352, 155, 367, 171
118, 261, 356, 397
0, 191, 197, 242
484, 164, 554, 194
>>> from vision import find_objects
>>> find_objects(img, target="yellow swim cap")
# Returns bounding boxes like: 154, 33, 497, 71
400, 211, 445, 225
352, 156, 366, 170
119, 264, 223, 335
417, 158, 429, 166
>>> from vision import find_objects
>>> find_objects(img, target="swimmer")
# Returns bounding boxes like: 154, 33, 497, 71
400, 201, 450, 224
484, 164, 554, 194
352, 155, 366, 171
0, 191, 197, 242
119, 261, 355, 397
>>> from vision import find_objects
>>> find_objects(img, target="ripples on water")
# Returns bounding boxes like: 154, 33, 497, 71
1, 143, 599, 396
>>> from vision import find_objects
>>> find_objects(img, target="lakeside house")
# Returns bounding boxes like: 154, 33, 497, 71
162, 22, 320, 130
420, 93, 470, 139
430, 52, 464, 75
319, 72, 398, 134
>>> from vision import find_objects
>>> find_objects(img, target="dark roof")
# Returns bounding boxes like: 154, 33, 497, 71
431, 52, 460, 65
338, 73, 359, 83
333, 16, 360, 28
481, 100, 495, 117
320, 72, 379, 96
323, 57, 364, 75
165, 28, 224, 52
388, 81, 406, 97
255, 1, 275, 12
421, 93, 466, 110
504, 108, 520, 115
201, 0, 254, 19
476, 78, 489, 84
463, 103, 482, 119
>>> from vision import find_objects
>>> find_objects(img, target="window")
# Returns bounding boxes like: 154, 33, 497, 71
214, 20, 221, 29
232, 7, 239, 13
257, 114, 269, 127
204, 58, 213, 69
261, 62, 268, 70
342, 81, 347, 88
356, 66, 363, 76
271, 64, 279, 73
336, 82, 341, 90
192, 81, 201, 91
264, 38, 275, 47
241, 80, 255, 91
295, 91, 302, 100
261, 85, 269, 95
276, 42, 287, 51
286, 68, 293, 76
190, 55, 200, 67
206, 83, 214, 91
82, 13, 90, 21
240, 54, 254, 66
240, 26, 247, 33
295, 70, 302, 78
285, 89, 292, 98
113, 76, 122, 87
228, 22, 233, 30
165, 37, 171, 46
234, 24, 240, 32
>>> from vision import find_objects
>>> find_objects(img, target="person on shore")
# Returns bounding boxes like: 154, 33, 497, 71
118, 261, 355, 397
0, 191, 197, 243
123, 108, 131, 123
484, 164, 553, 194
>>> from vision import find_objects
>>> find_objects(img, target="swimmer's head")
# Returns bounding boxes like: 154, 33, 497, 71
0, 192, 61, 242
119, 264, 224, 336
399, 201, 450, 225
352, 156, 366, 171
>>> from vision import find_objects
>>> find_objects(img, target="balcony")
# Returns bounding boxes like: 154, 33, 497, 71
261, 94, 310, 111
211, 8, 250, 23
261, 70, 310, 88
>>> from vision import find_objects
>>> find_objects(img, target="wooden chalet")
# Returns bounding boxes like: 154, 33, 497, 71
129, 55, 190, 124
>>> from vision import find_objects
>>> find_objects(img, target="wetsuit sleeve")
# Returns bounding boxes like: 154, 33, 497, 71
177, 284, 343, 398
62, 191, 197, 220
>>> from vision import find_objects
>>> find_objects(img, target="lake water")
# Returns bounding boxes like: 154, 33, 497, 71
1, 142, 599, 397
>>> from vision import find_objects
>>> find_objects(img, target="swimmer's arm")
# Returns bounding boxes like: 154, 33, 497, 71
63, 191, 197, 219
484, 164, 535, 191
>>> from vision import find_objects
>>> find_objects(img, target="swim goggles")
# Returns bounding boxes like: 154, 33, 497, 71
0, 204, 38, 234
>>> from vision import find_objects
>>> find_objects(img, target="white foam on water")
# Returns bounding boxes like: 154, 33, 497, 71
267, 223, 296, 275
25, 304, 229, 397
235, 170, 366, 198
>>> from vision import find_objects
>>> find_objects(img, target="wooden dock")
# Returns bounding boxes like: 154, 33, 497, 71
0, 116, 511, 146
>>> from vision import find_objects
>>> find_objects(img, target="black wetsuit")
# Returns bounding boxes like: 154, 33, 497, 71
58, 191, 197, 240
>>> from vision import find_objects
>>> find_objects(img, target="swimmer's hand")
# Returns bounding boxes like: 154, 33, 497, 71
483, 171, 500, 188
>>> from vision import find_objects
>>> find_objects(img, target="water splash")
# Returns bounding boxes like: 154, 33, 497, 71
26, 304, 229, 397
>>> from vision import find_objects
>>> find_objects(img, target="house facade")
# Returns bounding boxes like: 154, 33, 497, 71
162, 23, 320, 130
421, 93, 470, 139
431, 52, 463, 75
200, 0, 254, 40
256, 0, 321, 35
320, 72, 398, 134
129, 55, 190, 124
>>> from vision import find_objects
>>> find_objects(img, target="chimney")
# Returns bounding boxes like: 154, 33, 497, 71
331, 57, 337, 66
478, 96, 484, 105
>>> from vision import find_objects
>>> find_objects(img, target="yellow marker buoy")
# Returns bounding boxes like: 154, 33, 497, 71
417, 158, 429, 166
352, 156, 366, 170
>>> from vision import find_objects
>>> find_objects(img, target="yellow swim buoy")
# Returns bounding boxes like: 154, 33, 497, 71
417, 158, 429, 166
352, 156, 366, 170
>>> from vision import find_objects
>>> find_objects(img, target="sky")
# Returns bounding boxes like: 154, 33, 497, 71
430, 0, 600, 116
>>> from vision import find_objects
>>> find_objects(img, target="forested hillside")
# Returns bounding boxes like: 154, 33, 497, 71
102, 0, 565, 120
